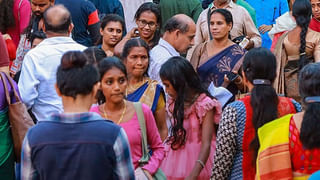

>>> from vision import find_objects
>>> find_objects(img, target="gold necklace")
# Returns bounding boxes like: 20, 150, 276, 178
103, 100, 127, 124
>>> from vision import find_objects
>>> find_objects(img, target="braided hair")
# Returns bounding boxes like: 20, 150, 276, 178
292, 0, 312, 69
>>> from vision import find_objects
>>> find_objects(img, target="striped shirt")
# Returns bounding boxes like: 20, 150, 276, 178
21, 112, 135, 180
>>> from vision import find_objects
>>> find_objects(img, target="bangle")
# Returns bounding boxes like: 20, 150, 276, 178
196, 160, 205, 168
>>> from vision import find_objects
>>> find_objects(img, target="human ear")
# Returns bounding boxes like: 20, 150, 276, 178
100, 28, 104, 36
68, 23, 74, 34
174, 29, 180, 40
227, 23, 232, 32
92, 82, 101, 102
42, 23, 46, 33
94, 82, 101, 93
241, 70, 251, 89
55, 84, 62, 97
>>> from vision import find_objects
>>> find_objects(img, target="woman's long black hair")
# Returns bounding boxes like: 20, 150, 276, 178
292, 0, 312, 69
243, 48, 278, 164
299, 63, 320, 149
159, 56, 213, 150
0, 0, 15, 33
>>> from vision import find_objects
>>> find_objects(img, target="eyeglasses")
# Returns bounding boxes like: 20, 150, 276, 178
137, 20, 157, 28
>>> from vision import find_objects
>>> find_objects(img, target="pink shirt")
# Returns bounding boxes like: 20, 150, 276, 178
90, 103, 164, 174
7, 0, 31, 47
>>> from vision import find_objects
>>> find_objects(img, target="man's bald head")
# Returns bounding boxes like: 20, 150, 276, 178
164, 14, 195, 33
43, 5, 72, 34
163, 14, 196, 53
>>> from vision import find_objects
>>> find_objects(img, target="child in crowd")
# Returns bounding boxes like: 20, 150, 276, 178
159, 56, 221, 180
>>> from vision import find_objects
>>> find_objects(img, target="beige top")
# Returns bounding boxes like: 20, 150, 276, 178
283, 28, 320, 61
273, 29, 320, 101
194, 1, 261, 47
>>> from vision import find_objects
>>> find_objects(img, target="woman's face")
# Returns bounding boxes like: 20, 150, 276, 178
100, 21, 123, 47
162, 79, 177, 99
210, 13, 232, 40
311, 0, 320, 20
136, 11, 158, 40
100, 67, 127, 104
124, 47, 149, 79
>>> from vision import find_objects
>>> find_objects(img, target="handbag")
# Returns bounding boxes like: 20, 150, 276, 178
284, 60, 300, 102
0, 72, 34, 162
133, 102, 167, 180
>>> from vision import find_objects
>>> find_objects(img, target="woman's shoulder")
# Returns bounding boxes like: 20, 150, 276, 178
226, 96, 247, 109
194, 93, 218, 106
190, 43, 209, 68
192, 93, 222, 123
259, 114, 293, 137
278, 96, 302, 113
307, 28, 320, 43
223, 100, 246, 118
146, 78, 162, 87
195, 42, 208, 53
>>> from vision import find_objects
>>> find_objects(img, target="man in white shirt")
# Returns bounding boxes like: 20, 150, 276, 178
18, 5, 86, 121
148, 14, 196, 84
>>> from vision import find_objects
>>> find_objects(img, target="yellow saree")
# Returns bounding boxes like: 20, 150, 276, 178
256, 114, 309, 180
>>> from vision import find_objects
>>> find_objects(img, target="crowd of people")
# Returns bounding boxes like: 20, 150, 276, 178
0, 0, 320, 179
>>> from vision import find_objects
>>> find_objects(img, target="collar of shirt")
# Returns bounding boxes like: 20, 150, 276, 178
209, 0, 235, 10
37, 36, 77, 47
45, 112, 106, 124
158, 38, 180, 57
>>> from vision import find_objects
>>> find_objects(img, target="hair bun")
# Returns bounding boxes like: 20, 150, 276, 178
60, 51, 88, 70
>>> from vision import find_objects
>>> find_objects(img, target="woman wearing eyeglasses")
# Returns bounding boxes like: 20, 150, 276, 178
114, 2, 161, 56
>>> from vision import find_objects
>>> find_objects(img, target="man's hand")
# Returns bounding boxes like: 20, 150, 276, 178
258, 24, 273, 34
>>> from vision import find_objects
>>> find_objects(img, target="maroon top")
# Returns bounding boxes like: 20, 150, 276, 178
0, 33, 10, 67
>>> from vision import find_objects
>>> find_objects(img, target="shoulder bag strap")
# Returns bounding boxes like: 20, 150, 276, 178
18, 0, 23, 32
1, 72, 21, 103
207, 8, 213, 40
133, 102, 150, 164
0, 72, 12, 105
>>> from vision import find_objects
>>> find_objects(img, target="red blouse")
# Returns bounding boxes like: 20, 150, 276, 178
289, 117, 320, 174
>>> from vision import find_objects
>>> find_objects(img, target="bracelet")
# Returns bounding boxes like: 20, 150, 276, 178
196, 160, 205, 168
